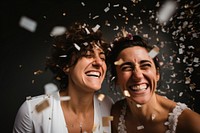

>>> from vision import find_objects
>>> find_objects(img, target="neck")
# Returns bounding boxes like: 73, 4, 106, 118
127, 93, 160, 121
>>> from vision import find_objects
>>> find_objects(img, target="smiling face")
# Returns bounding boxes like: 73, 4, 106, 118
116, 46, 160, 104
67, 45, 107, 93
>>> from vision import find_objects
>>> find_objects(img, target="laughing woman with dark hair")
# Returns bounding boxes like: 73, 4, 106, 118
108, 29, 200, 133
13, 22, 113, 133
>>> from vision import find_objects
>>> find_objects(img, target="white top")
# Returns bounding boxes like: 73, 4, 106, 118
118, 101, 189, 133
13, 92, 113, 133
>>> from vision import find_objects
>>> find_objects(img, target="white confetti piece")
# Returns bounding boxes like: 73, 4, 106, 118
151, 114, 156, 120
73, 43, 81, 51
44, 83, 58, 95
157, 1, 177, 24
104, 7, 110, 12
123, 90, 130, 97
136, 104, 142, 108
148, 46, 159, 58
50, 26, 66, 36
92, 24, 100, 32
59, 55, 67, 58
60, 96, 71, 101
19, 16, 37, 32
137, 125, 144, 130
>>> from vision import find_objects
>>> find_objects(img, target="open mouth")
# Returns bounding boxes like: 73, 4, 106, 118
129, 84, 148, 91
85, 71, 101, 78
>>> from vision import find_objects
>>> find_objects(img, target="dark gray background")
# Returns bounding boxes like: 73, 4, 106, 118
1, 0, 200, 132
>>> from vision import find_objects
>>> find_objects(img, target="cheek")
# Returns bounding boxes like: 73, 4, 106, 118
116, 70, 131, 84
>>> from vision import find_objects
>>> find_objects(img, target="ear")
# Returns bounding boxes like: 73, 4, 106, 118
156, 69, 160, 81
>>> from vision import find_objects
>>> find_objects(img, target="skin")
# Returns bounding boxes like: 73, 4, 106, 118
60, 45, 107, 133
111, 46, 200, 133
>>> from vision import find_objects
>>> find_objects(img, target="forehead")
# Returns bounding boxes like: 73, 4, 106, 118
117, 46, 150, 60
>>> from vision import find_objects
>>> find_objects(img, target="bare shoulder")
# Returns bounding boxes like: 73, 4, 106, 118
177, 109, 200, 133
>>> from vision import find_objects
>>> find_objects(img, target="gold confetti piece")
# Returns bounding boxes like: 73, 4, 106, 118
148, 46, 160, 59
34, 70, 43, 75
114, 58, 123, 66
92, 124, 97, 132
97, 94, 105, 101
35, 99, 50, 113
102, 116, 114, 127
73, 43, 81, 51
60, 96, 71, 101
137, 125, 144, 130
123, 90, 130, 97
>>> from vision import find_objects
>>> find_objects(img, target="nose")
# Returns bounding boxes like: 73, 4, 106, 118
132, 67, 143, 81
92, 56, 103, 67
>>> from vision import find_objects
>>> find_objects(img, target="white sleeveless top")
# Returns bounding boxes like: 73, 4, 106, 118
13, 92, 113, 133
118, 101, 189, 133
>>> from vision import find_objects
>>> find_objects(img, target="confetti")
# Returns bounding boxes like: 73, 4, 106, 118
137, 125, 144, 130
73, 43, 81, 51
44, 83, 58, 95
50, 26, 66, 36
123, 90, 130, 97
35, 99, 50, 113
97, 93, 105, 101
148, 46, 160, 58
114, 58, 123, 66
92, 24, 100, 32
60, 96, 71, 101
157, 1, 177, 24
102, 116, 113, 127
19, 16, 37, 32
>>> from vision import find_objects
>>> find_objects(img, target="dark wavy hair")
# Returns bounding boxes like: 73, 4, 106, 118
45, 22, 109, 90
108, 33, 160, 86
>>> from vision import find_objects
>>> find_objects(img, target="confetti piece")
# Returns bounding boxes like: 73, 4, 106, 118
136, 104, 142, 108
97, 93, 105, 101
151, 114, 156, 120
102, 116, 114, 127
114, 58, 123, 65
34, 70, 43, 75
157, 1, 177, 24
137, 125, 144, 130
148, 46, 160, 58
35, 99, 50, 113
92, 124, 97, 132
19, 16, 37, 32
60, 96, 71, 101
26, 96, 32, 100
123, 90, 130, 97
73, 43, 81, 51
44, 83, 58, 95
92, 24, 100, 32
50, 26, 66, 36
85, 28, 90, 34
59, 55, 67, 58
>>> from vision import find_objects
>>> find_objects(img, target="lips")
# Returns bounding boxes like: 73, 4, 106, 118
85, 71, 101, 78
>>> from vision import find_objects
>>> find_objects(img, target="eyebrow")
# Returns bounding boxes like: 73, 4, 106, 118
119, 60, 152, 68
119, 62, 133, 68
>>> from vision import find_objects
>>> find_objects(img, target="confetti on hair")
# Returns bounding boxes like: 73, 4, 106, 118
148, 46, 160, 59
19, 16, 37, 32
92, 24, 100, 32
102, 116, 114, 127
114, 58, 124, 66
35, 99, 50, 113
73, 43, 81, 51
123, 90, 130, 97
59, 55, 67, 58
84, 28, 90, 34
97, 93, 105, 101
83, 42, 89, 46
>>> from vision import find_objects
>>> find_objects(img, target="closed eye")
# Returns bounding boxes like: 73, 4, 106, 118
120, 62, 134, 71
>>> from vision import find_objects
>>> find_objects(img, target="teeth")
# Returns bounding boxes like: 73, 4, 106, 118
86, 71, 100, 77
132, 84, 147, 91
